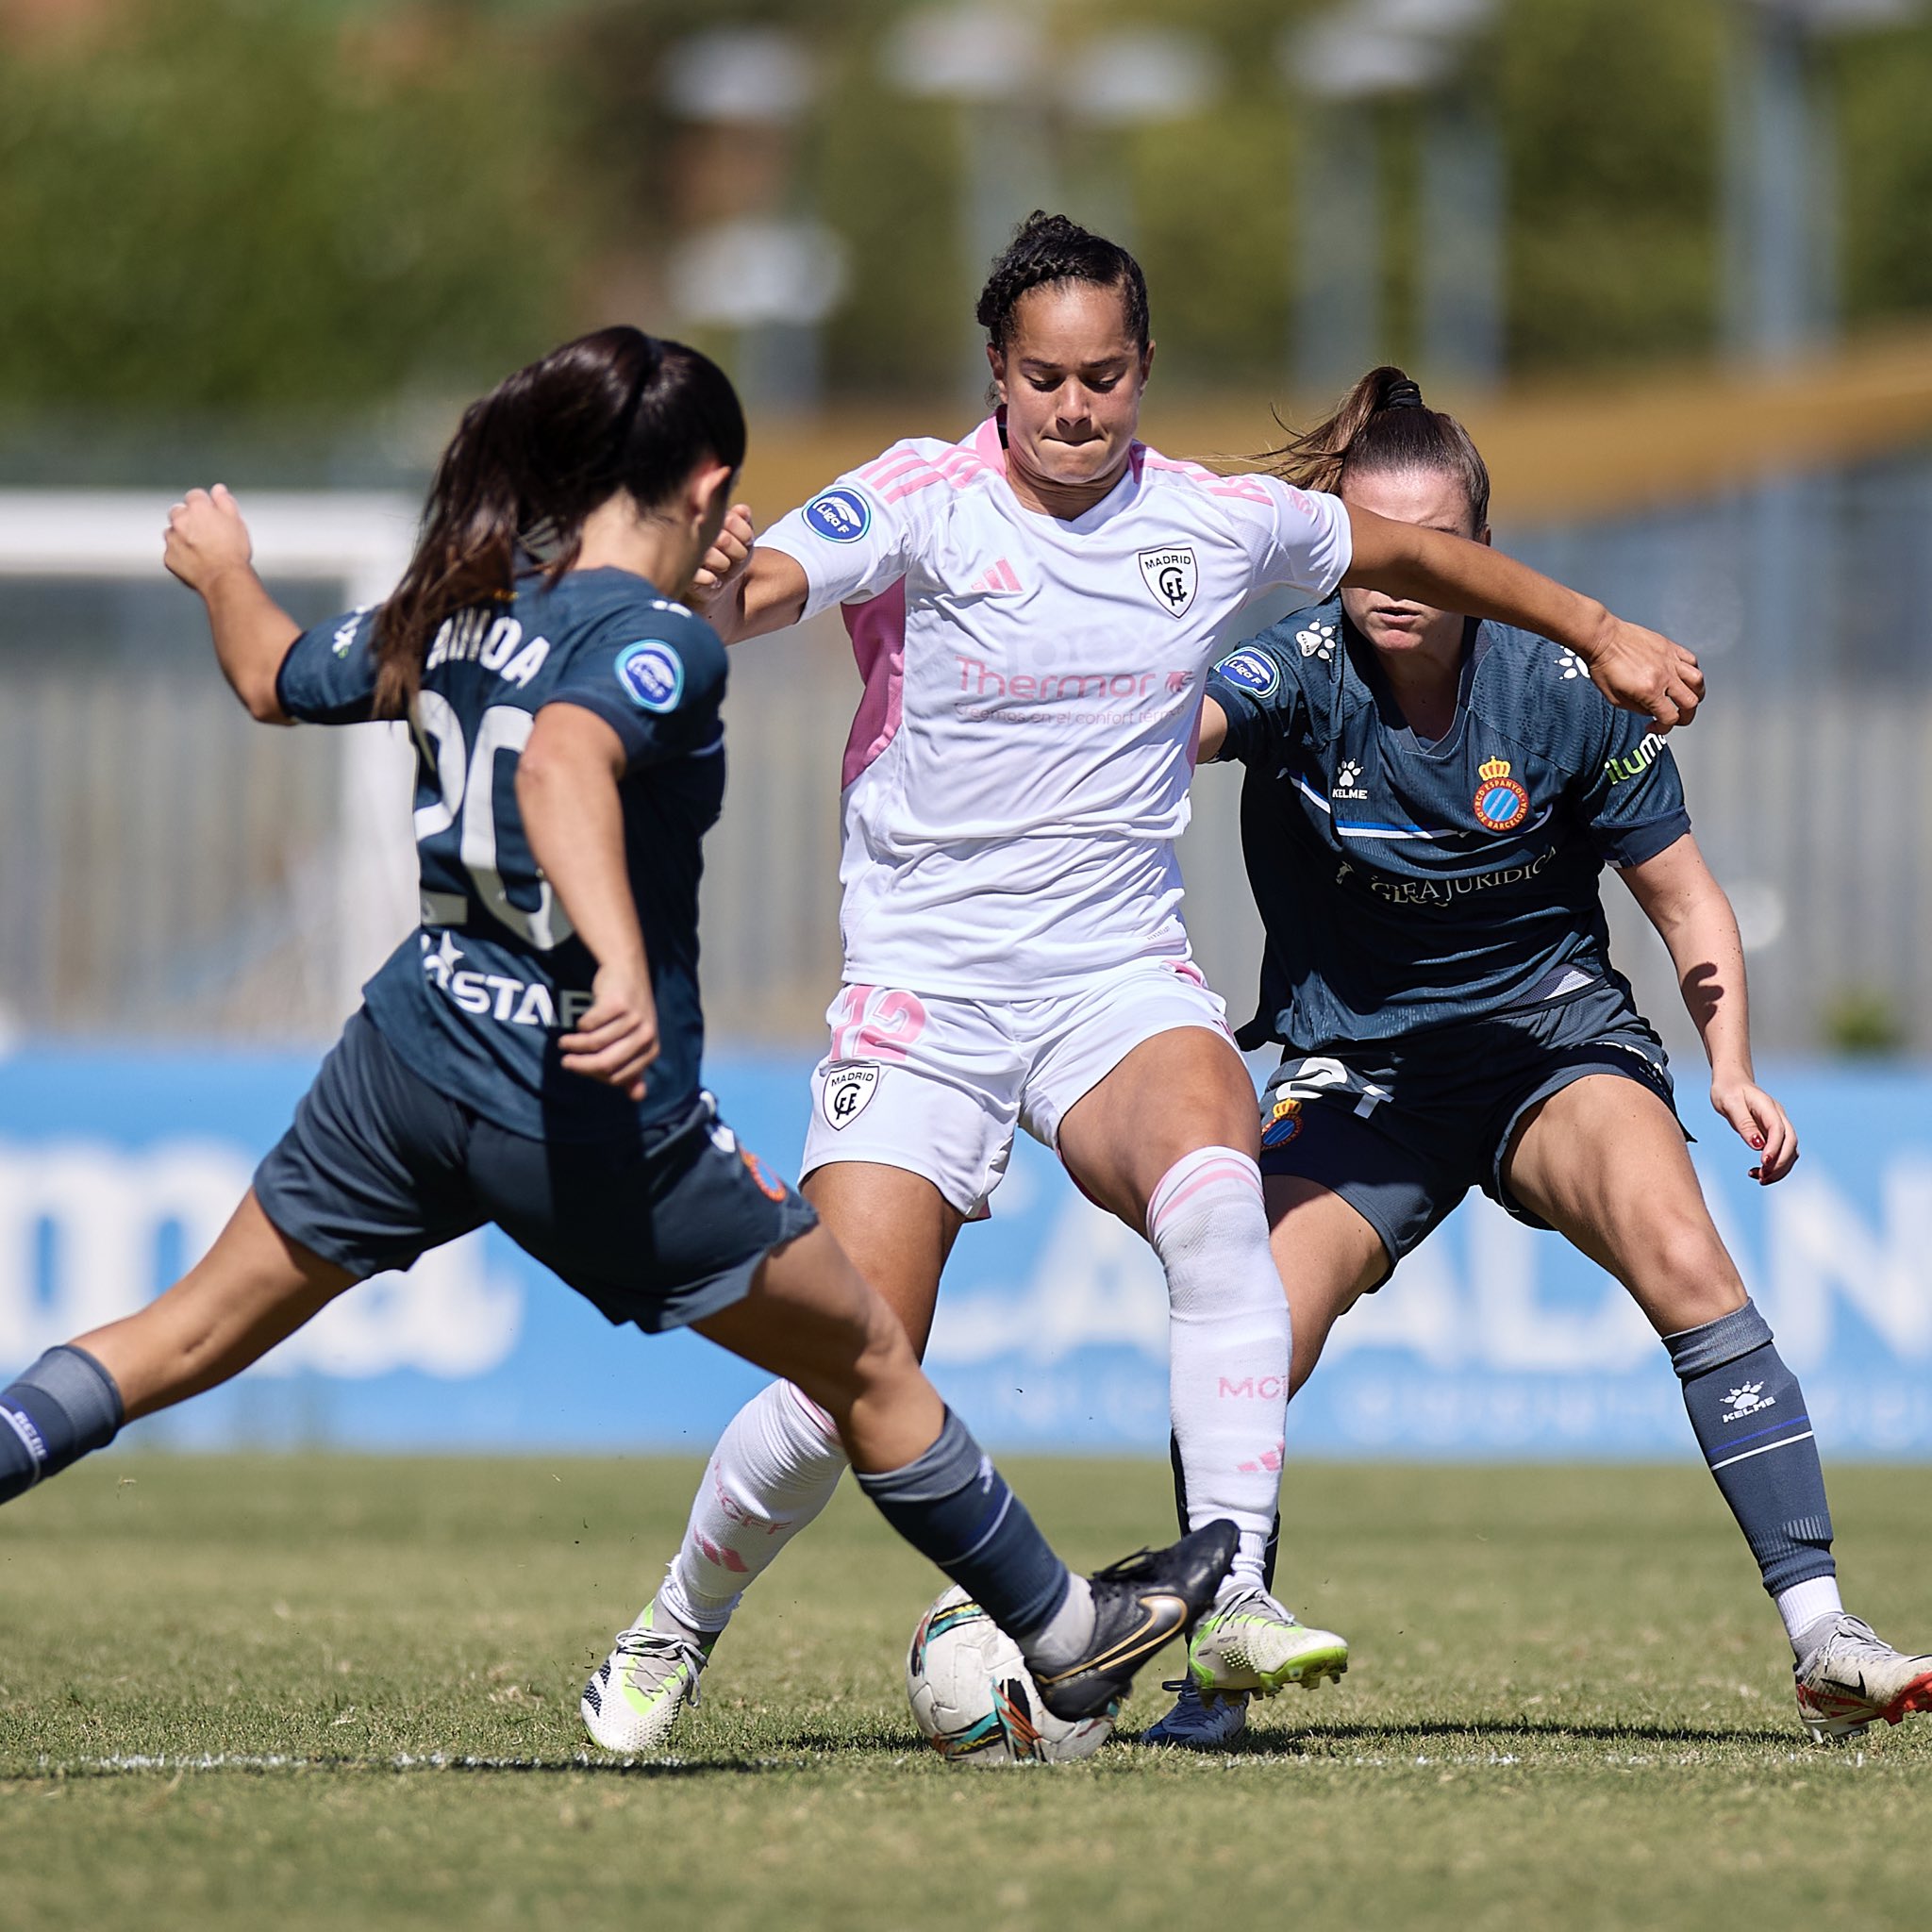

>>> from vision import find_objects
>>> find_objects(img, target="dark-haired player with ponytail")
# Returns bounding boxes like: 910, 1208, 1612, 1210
1146, 363, 1932, 1748
0, 327, 1244, 1740
596, 212, 1711, 1751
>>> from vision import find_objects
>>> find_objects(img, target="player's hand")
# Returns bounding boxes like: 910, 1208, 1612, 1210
163, 485, 255, 595
688, 502, 755, 615
1710, 1074, 1798, 1185
559, 961, 659, 1100
1583, 615, 1704, 731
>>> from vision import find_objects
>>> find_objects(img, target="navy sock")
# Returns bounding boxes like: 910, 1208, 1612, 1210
1, 1346, 125, 1505
855, 1408, 1071, 1641
1665, 1300, 1835, 1595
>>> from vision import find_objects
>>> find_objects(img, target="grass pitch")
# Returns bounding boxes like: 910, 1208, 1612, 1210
2, 1456, 1927, 1932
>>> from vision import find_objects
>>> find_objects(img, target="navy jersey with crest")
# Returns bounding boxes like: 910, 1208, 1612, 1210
1206, 595, 1690, 1054
277, 568, 727, 1140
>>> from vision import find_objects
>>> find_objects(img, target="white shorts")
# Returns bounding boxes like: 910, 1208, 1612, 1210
801, 957, 1234, 1219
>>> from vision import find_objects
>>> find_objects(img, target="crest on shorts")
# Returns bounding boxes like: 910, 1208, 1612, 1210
820, 1059, 880, 1130
1138, 547, 1198, 619
1261, 1096, 1304, 1150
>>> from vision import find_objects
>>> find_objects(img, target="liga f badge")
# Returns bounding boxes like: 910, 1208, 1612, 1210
1138, 546, 1198, 619
820, 1060, 880, 1130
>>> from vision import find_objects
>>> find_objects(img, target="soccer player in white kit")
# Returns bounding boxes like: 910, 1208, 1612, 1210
582, 213, 1705, 1753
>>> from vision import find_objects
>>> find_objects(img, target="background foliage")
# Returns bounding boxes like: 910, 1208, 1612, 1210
2, 0, 1931, 426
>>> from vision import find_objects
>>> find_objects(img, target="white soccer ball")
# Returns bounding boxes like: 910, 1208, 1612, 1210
905, 1585, 1115, 1766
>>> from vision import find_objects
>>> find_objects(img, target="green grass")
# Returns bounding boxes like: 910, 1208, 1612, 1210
2, 1457, 1927, 1932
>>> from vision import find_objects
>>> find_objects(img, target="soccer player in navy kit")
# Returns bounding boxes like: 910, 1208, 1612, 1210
0, 328, 1237, 1735
1147, 366, 1931, 1749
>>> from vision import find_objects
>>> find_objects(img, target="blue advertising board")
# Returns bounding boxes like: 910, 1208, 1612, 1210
0, 1047, 1928, 1457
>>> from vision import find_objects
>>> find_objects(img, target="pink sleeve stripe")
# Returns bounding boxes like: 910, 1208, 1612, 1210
858, 447, 925, 485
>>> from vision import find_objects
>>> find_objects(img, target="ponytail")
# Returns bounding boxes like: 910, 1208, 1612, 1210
1265, 364, 1490, 533
372, 326, 745, 719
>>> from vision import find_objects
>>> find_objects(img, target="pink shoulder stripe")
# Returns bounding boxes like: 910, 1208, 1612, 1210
1138, 449, 1274, 505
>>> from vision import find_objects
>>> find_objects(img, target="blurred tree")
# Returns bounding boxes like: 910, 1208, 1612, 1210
1832, 22, 1932, 332
1495, 0, 1723, 377
0, 0, 587, 412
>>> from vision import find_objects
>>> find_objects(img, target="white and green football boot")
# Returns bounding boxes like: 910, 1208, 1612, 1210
1139, 1678, 1251, 1749
580, 1602, 716, 1754
1792, 1613, 1932, 1744
1186, 1588, 1349, 1700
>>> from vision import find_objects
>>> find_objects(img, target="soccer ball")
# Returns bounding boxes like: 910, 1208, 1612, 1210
905, 1586, 1116, 1766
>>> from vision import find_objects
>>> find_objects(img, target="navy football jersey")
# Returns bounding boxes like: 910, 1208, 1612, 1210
277, 568, 727, 1138
1206, 596, 1690, 1054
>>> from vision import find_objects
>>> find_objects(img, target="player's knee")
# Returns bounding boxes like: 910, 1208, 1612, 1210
1640, 1213, 1745, 1325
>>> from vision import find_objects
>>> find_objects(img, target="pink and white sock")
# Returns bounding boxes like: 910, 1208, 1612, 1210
1147, 1145, 1291, 1600
655, 1379, 849, 1636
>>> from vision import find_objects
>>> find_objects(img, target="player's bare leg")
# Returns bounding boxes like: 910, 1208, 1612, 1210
1265, 1176, 1390, 1397
2, 1189, 353, 1502
1506, 1074, 1931, 1741
1060, 1026, 1345, 1708
75, 1191, 355, 1420
587, 1165, 964, 1749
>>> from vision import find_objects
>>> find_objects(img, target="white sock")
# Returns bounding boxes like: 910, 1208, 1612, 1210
1776, 1574, 1844, 1657
655, 1379, 849, 1636
1147, 1146, 1290, 1601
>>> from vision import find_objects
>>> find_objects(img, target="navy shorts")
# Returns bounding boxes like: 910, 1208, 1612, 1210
1257, 980, 1679, 1278
254, 1010, 818, 1333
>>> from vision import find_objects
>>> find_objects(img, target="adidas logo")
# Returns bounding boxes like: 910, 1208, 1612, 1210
968, 559, 1023, 595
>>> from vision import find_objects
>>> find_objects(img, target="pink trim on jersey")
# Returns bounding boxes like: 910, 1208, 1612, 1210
972, 416, 1009, 472
840, 579, 908, 790
1133, 446, 1275, 506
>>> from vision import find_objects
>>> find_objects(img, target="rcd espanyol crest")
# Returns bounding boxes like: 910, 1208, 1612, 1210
1138, 547, 1198, 619
820, 1060, 880, 1130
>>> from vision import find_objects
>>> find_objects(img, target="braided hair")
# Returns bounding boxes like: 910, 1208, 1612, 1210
975, 211, 1151, 355
371, 326, 745, 719
1266, 364, 1491, 534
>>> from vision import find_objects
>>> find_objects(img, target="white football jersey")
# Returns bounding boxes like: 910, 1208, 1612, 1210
761, 416, 1352, 996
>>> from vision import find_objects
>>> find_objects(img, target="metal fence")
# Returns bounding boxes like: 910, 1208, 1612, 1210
0, 457, 1927, 1056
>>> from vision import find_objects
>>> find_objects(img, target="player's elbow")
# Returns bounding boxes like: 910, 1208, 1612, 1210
234, 672, 290, 725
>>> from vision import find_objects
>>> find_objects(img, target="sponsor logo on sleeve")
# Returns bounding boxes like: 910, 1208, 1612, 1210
803, 487, 873, 543
1138, 546, 1198, 617
615, 640, 685, 712
1215, 646, 1282, 699
1555, 647, 1588, 680
1604, 733, 1666, 784
1473, 755, 1531, 832
820, 1060, 880, 1129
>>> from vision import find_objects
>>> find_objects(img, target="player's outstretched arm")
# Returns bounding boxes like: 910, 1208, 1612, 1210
1618, 831, 1797, 1185
162, 485, 300, 724
517, 703, 660, 1101
1342, 506, 1704, 730
688, 502, 810, 643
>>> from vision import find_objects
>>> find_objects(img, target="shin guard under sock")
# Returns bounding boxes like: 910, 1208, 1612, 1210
1665, 1299, 1835, 1598
658, 1379, 849, 1635
1151, 1146, 1290, 1592
855, 1407, 1077, 1655
1, 1346, 124, 1505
